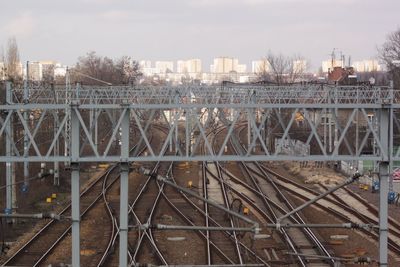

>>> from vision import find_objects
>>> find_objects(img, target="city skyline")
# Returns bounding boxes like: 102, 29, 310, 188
1, 0, 399, 71
0, 56, 384, 85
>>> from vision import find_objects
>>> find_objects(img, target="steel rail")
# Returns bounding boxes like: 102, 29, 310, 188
259, 165, 400, 255
128, 125, 172, 265
209, 129, 246, 264
2, 164, 118, 266
162, 167, 237, 265
96, 133, 150, 266
237, 123, 334, 265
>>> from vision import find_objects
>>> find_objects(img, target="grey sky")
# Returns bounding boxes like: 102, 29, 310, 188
0, 0, 399, 71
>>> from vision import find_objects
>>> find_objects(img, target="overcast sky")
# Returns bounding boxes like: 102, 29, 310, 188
0, 0, 399, 71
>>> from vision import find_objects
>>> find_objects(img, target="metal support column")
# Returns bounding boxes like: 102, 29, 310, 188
54, 110, 60, 185
5, 82, 15, 217
247, 112, 251, 148
175, 110, 179, 153
169, 110, 173, 152
64, 69, 71, 168
23, 71, 29, 186
71, 103, 80, 267
379, 103, 390, 267
119, 106, 130, 267
51, 83, 60, 185
94, 101, 98, 151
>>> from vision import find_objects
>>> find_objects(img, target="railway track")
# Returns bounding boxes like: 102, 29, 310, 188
1, 127, 148, 266
232, 120, 400, 262
5, 115, 399, 266
209, 123, 333, 266
1, 164, 120, 267
258, 164, 400, 256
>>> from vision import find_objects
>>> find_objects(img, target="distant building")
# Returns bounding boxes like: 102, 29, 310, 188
139, 60, 152, 68
40, 61, 58, 80
252, 60, 270, 73
293, 60, 307, 73
176, 59, 202, 73
237, 64, 247, 73
322, 59, 343, 73
210, 57, 246, 73
155, 61, 174, 73
328, 66, 356, 85
54, 63, 68, 77
27, 61, 43, 81
352, 60, 382, 72
139, 60, 161, 76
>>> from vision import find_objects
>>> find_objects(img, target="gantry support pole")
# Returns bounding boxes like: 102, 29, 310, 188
379, 101, 390, 267
71, 102, 80, 267
54, 110, 60, 185
94, 100, 98, 152
23, 73, 29, 187
119, 106, 130, 267
5, 82, 15, 217
64, 70, 70, 168
52, 83, 60, 186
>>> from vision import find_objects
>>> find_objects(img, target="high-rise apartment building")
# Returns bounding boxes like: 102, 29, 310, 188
155, 61, 174, 73
293, 60, 307, 73
252, 60, 270, 73
352, 60, 382, 72
210, 57, 247, 73
177, 59, 202, 73
54, 63, 68, 77
27, 61, 43, 81
139, 60, 152, 68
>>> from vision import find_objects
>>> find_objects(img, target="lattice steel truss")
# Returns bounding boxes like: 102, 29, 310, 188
2, 83, 399, 162
1, 82, 397, 267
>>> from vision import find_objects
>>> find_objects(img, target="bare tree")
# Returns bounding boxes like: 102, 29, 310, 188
0, 46, 5, 80
115, 56, 142, 85
257, 51, 308, 84
5, 37, 22, 82
255, 58, 270, 82
379, 27, 400, 88
72, 52, 141, 85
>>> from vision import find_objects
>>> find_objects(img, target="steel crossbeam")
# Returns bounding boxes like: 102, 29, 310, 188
0, 104, 391, 162
8, 83, 399, 105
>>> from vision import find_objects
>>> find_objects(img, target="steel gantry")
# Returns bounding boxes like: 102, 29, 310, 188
1, 82, 399, 267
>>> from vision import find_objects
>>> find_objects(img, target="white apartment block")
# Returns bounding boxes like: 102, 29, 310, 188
211, 57, 247, 73
293, 60, 307, 73
352, 60, 382, 72
177, 59, 202, 73
54, 63, 68, 77
139, 60, 152, 68
155, 61, 174, 73
252, 60, 270, 73
27, 61, 43, 81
